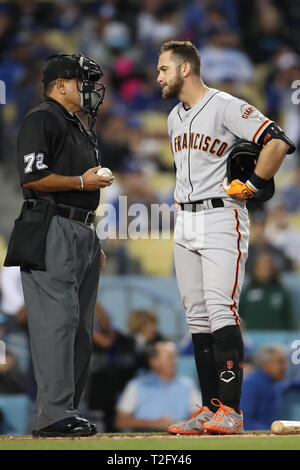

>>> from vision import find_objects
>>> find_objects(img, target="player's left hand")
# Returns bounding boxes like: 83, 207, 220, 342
100, 249, 106, 271
223, 177, 257, 199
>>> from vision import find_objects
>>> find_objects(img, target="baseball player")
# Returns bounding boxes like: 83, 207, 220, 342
157, 40, 295, 435
4, 54, 114, 437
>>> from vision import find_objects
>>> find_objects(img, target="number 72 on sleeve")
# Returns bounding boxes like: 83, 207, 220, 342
24, 152, 48, 173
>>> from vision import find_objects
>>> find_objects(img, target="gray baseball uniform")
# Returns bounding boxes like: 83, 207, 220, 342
169, 88, 271, 334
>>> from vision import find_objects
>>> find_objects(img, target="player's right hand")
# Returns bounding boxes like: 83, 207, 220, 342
82, 166, 114, 191
223, 177, 257, 199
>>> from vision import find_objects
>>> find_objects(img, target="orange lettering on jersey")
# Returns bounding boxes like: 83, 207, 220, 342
194, 133, 200, 149
177, 135, 181, 152
216, 142, 228, 157
202, 136, 211, 152
210, 138, 220, 154
173, 137, 178, 153
242, 106, 255, 119
198, 134, 204, 149
189, 132, 194, 148
182, 133, 188, 149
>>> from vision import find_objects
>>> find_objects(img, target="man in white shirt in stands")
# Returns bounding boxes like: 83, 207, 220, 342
115, 341, 201, 432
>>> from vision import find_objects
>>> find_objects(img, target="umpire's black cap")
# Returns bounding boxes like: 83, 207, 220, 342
42, 53, 102, 86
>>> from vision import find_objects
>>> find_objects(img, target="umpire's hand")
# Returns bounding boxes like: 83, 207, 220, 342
82, 166, 114, 190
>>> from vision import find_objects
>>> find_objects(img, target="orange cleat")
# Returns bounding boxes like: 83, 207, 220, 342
203, 399, 244, 435
168, 405, 214, 435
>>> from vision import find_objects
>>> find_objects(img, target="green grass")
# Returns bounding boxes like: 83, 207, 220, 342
0, 433, 300, 450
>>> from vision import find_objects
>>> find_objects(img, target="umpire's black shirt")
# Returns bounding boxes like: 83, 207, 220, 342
17, 96, 100, 211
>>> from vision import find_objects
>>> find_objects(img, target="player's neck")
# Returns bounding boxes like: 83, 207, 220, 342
179, 81, 209, 109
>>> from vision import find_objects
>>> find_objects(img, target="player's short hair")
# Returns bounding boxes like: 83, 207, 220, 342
159, 40, 201, 76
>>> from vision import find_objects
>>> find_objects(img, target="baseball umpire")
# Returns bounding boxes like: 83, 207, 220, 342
4, 53, 114, 437
157, 41, 295, 435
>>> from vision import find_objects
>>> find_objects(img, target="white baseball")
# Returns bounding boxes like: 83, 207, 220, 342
97, 167, 113, 178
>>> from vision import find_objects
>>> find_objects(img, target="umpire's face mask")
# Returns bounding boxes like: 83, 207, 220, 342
79, 79, 105, 117
75, 55, 105, 118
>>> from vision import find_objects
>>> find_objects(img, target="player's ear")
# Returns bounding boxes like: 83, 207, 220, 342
181, 61, 192, 78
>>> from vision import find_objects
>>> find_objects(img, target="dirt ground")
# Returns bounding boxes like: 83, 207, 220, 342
0, 431, 295, 441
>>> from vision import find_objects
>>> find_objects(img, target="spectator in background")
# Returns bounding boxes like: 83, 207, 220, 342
0, 351, 25, 395
137, 0, 179, 65
242, 1, 291, 64
97, 112, 130, 173
280, 166, 300, 212
243, 250, 295, 331
109, 158, 160, 236
0, 267, 28, 346
0, 5, 15, 58
241, 345, 288, 430
87, 302, 140, 432
266, 49, 300, 151
115, 341, 201, 432
128, 309, 166, 368
239, 252, 295, 330
246, 211, 293, 274
265, 200, 300, 268
180, 0, 239, 47
199, 26, 254, 86
0, 33, 31, 105
0, 318, 30, 435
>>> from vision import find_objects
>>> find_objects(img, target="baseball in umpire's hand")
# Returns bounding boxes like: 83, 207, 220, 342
223, 177, 257, 199
82, 166, 114, 190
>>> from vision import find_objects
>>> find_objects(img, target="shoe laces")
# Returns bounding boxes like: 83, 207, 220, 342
210, 398, 231, 422
191, 404, 208, 418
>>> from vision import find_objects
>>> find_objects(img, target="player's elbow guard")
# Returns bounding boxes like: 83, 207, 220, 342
258, 122, 296, 155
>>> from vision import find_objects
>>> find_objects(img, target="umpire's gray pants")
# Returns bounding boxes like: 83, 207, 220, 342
21, 215, 101, 430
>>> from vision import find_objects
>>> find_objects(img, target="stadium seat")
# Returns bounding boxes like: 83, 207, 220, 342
279, 386, 300, 421
0, 394, 30, 435
177, 355, 198, 384
127, 236, 175, 276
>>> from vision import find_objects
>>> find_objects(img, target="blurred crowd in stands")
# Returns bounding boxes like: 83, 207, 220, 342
0, 0, 300, 434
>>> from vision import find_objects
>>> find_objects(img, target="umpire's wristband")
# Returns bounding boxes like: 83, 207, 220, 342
246, 172, 270, 192
78, 175, 84, 191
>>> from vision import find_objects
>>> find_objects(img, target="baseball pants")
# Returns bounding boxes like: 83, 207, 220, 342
21, 215, 101, 430
174, 200, 249, 334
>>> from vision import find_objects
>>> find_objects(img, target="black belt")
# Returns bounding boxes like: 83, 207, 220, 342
179, 198, 224, 212
26, 200, 96, 225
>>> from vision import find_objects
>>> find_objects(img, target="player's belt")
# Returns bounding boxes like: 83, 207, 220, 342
26, 199, 96, 225
178, 198, 224, 212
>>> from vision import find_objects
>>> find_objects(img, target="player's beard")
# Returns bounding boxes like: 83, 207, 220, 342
162, 70, 184, 100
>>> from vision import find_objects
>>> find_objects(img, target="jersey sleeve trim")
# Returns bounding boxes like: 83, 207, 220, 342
20, 170, 53, 186
252, 119, 271, 143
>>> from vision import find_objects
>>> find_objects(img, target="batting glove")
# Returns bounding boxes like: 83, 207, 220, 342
223, 177, 257, 199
